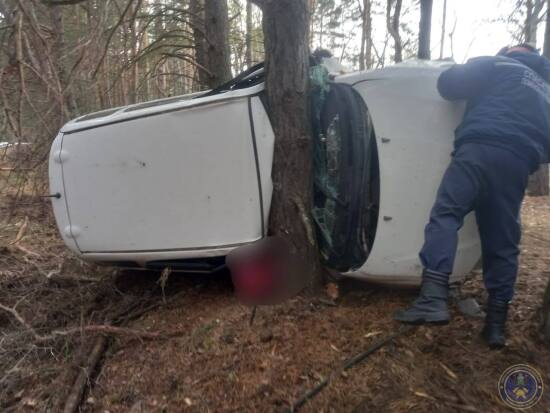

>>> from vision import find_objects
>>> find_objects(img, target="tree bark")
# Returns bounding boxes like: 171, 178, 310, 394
49, 5, 78, 120
418, 0, 433, 60
524, 0, 537, 44
189, 0, 209, 89
250, 0, 323, 289
524, 0, 545, 45
528, 165, 550, 195
386, 0, 403, 63
359, 0, 372, 70
527, 0, 550, 196
245, 0, 253, 67
204, 0, 232, 88
544, 0, 550, 57
439, 0, 447, 59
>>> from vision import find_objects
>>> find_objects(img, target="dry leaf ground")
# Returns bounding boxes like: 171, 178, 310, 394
1, 191, 549, 412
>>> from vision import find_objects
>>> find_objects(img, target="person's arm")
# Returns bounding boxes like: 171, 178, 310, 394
437, 57, 496, 101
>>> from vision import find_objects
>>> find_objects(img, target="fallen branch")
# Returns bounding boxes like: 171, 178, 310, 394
47, 324, 166, 340
0, 350, 31, 386
0, 302, 35, 333
62, 335, 108, 413
0, 302, 173, 341
1, 293, 180, 412
46, 272, 104, 285
61, 295, 169, 413
289, 325, 416, 412
13, 243, 40, 257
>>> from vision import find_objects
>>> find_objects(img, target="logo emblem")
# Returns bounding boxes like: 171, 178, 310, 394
498, 364, 543, 409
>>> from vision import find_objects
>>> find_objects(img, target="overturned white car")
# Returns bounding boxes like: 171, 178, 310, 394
49, 61, 481, 285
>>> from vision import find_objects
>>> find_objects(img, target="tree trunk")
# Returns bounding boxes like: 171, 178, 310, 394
189, 0, 209, 89
418, 0, 433, 60
191, 0, 232, 90
528, 166, 549, 195
365, 0, 372, 69
49, 5, 78, 120
204, 0, 232, 88
527, 0, 550, 196
251, 0, 323, 289
524, 0, 538, 44
128, 0, 141, 104
386, 0, 403, 63
245, 0, 253, 67
439, 0, 447, 59
544, 0, 550, 57
359, 0, 372, 70
541, 1, 550, 348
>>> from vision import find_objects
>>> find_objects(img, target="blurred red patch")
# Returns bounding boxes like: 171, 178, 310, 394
227, 237, 307, 306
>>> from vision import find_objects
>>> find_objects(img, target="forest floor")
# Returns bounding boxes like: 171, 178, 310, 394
1, 192, 549, 413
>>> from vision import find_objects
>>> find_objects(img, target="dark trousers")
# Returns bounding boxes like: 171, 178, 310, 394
419, 143, 530, 302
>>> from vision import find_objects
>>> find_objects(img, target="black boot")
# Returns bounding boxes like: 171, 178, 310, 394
394, 269, 450, 325
481, 298, 509, 349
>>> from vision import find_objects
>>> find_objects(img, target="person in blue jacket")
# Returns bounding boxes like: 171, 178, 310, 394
395, 44, 550, 348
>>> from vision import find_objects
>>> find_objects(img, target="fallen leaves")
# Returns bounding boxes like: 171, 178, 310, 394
325, 283, 339, 300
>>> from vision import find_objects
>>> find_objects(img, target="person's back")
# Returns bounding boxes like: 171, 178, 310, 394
395, 45, 550, 348
437, 47, 550, 172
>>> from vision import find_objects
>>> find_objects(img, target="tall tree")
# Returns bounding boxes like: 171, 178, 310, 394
544, 0, 550, 69
439, 0, 447, 59
245, 0, 253, 67
250, 0, 323, 288
524, 0, 545, 44
49, 5, 78, 119
545, 0, 550, 331
359, 0, 373, 70
386, 0, 403, 63
526, 0, 549, 196
204, 0, 232, 88
418, 0, 433, 59
528, 0, 550, 196
190, 0, 210, 89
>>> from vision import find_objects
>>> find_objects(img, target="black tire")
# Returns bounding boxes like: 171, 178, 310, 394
313, 83, 378, 271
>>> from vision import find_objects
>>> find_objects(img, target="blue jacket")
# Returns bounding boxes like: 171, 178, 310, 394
437, 52, 550, 172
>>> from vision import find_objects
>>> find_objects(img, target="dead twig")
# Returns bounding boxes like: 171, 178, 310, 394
0, 302, 35, 333
46, 272, 103, 285
13, 243, 40, 257
157, 266, 172, 303
0, 302, 172, 341
62, 335, 107, 413
8, 215, 28, 245
0, 350, 31, 385
47, 324, 167, 340
60, 293, 170, 413
289, 325, 416, 412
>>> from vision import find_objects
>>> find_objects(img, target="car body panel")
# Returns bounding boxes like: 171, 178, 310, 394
49, 61, 481, 285
50, 88, 273, 258
338, 62, 480, 284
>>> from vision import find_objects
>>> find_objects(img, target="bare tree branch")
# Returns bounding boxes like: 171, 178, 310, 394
91, 0, 136, 79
